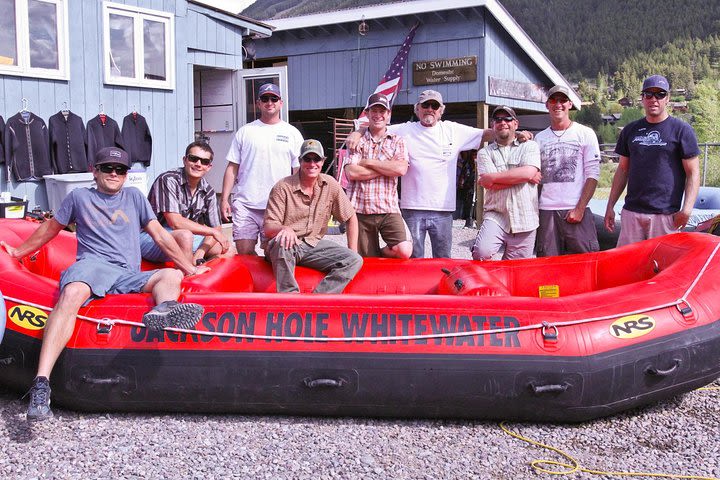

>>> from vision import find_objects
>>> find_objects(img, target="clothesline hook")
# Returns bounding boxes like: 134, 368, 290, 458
62, 101, 68, 110
21, 98, 29, 111
99, 103, 104, 114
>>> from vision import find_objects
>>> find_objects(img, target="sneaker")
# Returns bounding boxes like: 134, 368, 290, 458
142, 301, 203, 330
26, 376, 53, 422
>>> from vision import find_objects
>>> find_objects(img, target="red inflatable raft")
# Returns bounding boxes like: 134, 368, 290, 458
0, 218, 719, 422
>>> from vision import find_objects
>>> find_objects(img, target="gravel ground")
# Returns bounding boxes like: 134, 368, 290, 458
1, 221, 718, 480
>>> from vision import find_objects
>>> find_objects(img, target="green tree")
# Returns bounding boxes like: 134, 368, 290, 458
597, 123, 619, 144
572, 103, 602, 131
689, 80, 720, 142
616, 107, 644, 127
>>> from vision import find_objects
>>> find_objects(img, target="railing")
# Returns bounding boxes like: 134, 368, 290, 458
599, 143, 720, 187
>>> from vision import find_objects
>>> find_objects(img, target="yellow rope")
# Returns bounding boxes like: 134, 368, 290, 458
499, 421, 719, 479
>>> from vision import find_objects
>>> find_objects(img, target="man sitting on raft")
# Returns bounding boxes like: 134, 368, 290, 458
263, 139, 363, 293
0, 147, 210, 422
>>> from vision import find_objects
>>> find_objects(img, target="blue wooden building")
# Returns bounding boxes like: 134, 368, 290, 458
250, 0, 578, 149
0, 0, 271, 211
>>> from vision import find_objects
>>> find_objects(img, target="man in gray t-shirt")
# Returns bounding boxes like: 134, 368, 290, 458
1, 147, 210, 423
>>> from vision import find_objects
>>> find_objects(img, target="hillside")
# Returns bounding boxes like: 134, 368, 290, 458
242, 0, 720, 80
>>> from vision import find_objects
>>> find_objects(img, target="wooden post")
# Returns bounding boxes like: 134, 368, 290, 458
475, 101, 490, 227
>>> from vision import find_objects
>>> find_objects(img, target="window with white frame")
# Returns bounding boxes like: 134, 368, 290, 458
0, 0, 69, 79
103, 2, 175, 90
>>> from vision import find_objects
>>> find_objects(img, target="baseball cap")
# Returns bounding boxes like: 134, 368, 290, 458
299, 139, 325, 159
417, 90, 444, 106
94, 147, 130, 167
642, 75, 670, 92
547, 85, 570, 98
365, 93, 390, 111
258, 83, 281, 98
546, 85, 576, 109
491, 105, 518, 121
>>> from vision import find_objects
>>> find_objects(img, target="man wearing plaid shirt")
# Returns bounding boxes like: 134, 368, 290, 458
471, 106, 541, 260
140, 141, 229, 264
344, 93, 412, 258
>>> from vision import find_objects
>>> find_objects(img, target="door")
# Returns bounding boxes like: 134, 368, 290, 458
195, 66, 289, 192
236, 66, 289, 124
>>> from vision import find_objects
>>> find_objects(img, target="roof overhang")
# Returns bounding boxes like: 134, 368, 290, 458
187, 0, 274, 38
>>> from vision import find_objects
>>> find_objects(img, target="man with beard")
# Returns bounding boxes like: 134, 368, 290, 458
471, 106, 541, 260
535, 85, 600, 256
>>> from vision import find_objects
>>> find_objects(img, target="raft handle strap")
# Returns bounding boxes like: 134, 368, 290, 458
0, 356, 15, 366
96, 322, 113, 334
676, 302, 693, 317
529, 382, 569, 395
645, 359, 681, 377
303, 377, 346, 389
81, 373, 124, 385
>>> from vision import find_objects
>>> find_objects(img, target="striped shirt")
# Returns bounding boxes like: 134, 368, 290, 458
346, 130, 408, 214
477, 139, 541, 233
264, 173, 355, 247
147, 167, 221, 228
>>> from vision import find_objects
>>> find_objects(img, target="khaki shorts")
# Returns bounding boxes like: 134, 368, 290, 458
617, 208, 678, 247
357, 213, 410, 257
231, 199, 265, 242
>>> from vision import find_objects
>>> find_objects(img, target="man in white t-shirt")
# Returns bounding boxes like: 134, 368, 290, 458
388, 90, 498, 258
220, 83, 304, 254
535, 85, 600, 256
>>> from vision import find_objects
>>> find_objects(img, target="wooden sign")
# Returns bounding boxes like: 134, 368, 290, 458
413, 56, 477, 86
488, 77, 546, 102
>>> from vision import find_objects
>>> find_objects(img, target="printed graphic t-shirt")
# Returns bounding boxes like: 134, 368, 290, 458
54, 187, 155, 272
615, 116, 700, 214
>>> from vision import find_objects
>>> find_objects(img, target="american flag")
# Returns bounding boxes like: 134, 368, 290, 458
356, 23, 419, 127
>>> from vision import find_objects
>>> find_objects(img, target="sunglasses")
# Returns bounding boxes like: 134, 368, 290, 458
301, 156, 324, 163
186, 154, 212, 166
547, 96, 570, 105
492, 116, 515, 123
96, 164, 129, 175
642, 91, 668, 100
259, 95, 280, 103
420, 101, 441, 110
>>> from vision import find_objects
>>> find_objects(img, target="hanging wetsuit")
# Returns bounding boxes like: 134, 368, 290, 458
3, 112, 53, 181
49, 111, 88, 173
122, 112, 152, 167
86, 114, 123, 169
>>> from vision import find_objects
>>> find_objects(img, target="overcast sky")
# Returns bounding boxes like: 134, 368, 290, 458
193, 0, 256, 14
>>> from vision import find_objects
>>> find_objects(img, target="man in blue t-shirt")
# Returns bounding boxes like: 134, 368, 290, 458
1, 147, 210, 422
604, 74, 700, 247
